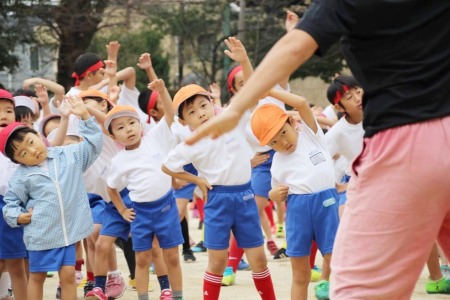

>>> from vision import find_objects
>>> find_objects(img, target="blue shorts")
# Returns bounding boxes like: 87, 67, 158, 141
100, 189, 132, 242
285, 188, 339, 257
88, 193, 107, 224
131, 191, 183, 252
0, 197, 27, 259
204, 182, 264, 250
251, 150, 275, 199
172, 164, 197, 200
338, 174, 351, 206
28, 244, 76, 273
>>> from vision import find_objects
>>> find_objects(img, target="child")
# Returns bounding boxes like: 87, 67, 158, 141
324, 75, 364, 216
0, 89, 28, 300
251, 89, 339, 300
1, 96, 102, 300
104, 79, 184, 300
162, 84, 276, 300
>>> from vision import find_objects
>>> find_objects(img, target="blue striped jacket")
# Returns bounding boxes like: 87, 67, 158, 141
2, 117, 103, 251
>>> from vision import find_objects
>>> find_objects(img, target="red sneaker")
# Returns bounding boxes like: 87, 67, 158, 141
266, 240, 279, 256
160, 288, 173, 300
85, 287, 107, 300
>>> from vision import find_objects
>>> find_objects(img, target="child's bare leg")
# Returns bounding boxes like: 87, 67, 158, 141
321, 254, 332, 281
108, 242, 118, 271
94, 235, 116, 277
255, 196, 274, 241
290, 256, 311, 300
27, 272, 46, 300
427, 243, 443, 280
162, 246, 182, 291
5, 258, 27, 300
244, 245, 267, 272
135, 250, 152, 295
152, 239, 168, 276
59, 266, 76, 300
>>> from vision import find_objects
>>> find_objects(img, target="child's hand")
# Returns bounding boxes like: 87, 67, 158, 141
55, 98, 72, 118
106, 41, 121, 61
251, 152, 270, 168
109, 85, 121, 104
17, 208, 33, 225
103, 60, 117, 78
269, 184, 289, 202
121, 208, 135, 222
148, 79, 165, 94
137, 53, 153, 70
67, 95, 90, 120
285, 10, 300, 32
209, 83, 221, 100
224, 37, 248, 63
195, 177, 212, 202
34, 84, 49, 105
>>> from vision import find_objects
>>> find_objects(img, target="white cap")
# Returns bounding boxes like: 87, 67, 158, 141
14, 96, 39, 114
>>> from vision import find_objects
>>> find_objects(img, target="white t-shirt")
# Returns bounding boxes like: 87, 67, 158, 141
322, 104, 338, 121
0, 155, 18, 196
83, 133, 123, 202
325, 117, 364, 175
271, 120, 335, 194
107, 118, 174, 202
171, 117, 192, 144
164, 118, 253, 186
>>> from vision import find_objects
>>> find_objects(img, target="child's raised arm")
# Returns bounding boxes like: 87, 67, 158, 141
224, 37, 253, 82
137, 53, 158, 83
148, 79, 174, 127
34, 84, 52, 118
269, 89, 318, 133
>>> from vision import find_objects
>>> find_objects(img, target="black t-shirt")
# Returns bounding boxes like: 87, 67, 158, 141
297, 0, 450, 137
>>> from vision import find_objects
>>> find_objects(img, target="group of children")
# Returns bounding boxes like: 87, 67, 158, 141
0, 10, 447, 300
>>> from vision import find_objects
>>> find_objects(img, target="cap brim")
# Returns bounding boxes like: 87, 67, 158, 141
258, 116, 288, 146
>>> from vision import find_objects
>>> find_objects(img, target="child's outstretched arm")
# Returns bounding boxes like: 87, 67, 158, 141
107, 186, 135, 222
161, 165, 212, 202
48, 98, 71, 146
137, 53, 158, 83
23, 77, 66, 104
148, 79, 174, 127
224, 37, 253, 82
269, 89, 318, 133
103, 59, 118, 96
34, 84, 52, 117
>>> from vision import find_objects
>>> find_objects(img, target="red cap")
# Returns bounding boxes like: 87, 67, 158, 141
0, 122, 28, 155
0, 89, 14, 104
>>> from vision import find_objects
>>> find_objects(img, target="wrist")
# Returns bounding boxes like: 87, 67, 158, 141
80, 112, 91, 120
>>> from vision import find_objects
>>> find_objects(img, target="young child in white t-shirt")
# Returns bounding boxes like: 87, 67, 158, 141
251, 89, 339, 300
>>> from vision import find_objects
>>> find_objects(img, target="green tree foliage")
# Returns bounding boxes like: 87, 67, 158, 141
88, 27, 170, 92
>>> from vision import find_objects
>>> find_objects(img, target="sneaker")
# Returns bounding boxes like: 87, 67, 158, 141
311, 268, 322, 282
78, 276, 87, 288
85, 287, 108, 300
426, 277, 450, 294
273, 247, 289, 260
150, 262, 155, 274
441, 265, 450, 279
160, 288, 173, 300
237, 259, 251, 271
266, 240, 279, 256
183, 249, 196, 263
84, 281, 95, 297
128, 276, 154, 292
192, 241, 207, 253
75, 270, 84, 285
276, 224, 285, 238
105, 273, 126, 298
47, 271, 55, 278
314, 280, 330, 300
56, 285, 61, 299
221, 266, 236, 286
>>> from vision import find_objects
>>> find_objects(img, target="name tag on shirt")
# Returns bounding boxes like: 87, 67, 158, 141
309, 149, 326, 165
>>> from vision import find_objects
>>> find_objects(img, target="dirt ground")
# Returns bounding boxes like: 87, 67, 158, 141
42, 212, 449, 300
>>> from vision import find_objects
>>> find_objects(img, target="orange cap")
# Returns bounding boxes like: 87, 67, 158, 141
251, 104, 288, 146
104, 105, 139, 130
79, 89, 114, 108
172, 84, 210, 114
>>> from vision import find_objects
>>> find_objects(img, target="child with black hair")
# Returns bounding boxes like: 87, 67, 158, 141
1, 96, 102, 300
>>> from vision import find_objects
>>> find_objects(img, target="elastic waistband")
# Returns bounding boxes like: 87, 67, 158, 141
211, 182, 252, 193
132, 190, 173, 208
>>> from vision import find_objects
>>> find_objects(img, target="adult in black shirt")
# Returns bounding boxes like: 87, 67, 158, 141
187, 1, 450, 299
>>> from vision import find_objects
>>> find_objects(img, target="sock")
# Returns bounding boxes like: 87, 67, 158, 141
196, 196, 205, 222
172, 290, 183, 299
108, 269, 120, 276
122, 237, 136, 279
264, 202, 275, 228
203, 272, 222, 300
252, 268, 276, 300
94, 275, 107, 292
310, 241, 318, 269
87, 271, 95, 283
157, 275, 170, 291
138, 293, 149, 300
75, 259, 84, 271
228, 237, 244, 273
181, 217, 190, 251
